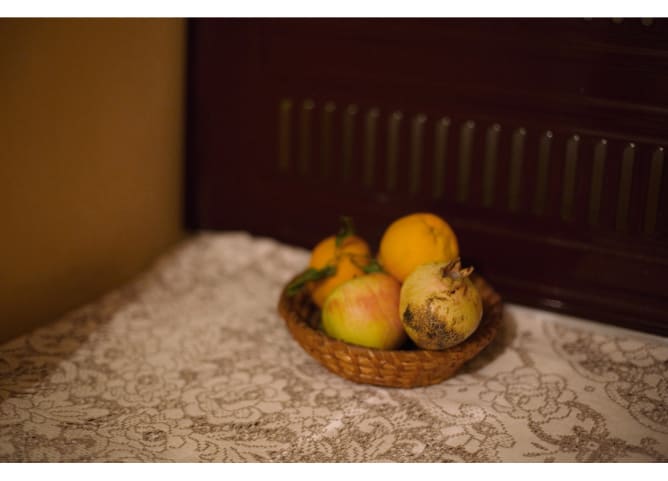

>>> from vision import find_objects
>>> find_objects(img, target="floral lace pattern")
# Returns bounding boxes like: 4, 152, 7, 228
0, 232, 666, 462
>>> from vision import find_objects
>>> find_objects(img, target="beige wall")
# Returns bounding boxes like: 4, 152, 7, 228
0, 19, 186, 344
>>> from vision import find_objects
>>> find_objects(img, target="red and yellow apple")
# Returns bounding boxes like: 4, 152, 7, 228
321, 273, 407, 350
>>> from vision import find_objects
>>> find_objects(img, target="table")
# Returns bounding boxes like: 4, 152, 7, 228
1, 232, 666, 461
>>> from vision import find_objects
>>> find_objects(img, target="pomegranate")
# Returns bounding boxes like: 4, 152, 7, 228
399, 259, 482, 350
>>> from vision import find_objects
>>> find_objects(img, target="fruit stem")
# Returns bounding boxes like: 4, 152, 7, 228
440, 258, 473, 280
335, 216, 355, 247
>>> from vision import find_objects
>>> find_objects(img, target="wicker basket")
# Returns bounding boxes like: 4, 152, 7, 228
278, 272, 503, 388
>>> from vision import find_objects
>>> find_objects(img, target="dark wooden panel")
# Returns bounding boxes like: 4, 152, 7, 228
186, 18, 668, 336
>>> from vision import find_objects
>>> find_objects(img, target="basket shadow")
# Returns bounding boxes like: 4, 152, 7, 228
457, 306, 518, 375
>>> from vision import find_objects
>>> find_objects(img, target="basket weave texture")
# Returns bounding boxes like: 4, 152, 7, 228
278, 272, 503, 388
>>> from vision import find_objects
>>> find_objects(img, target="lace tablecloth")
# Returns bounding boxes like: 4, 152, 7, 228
1, 232, 667, 462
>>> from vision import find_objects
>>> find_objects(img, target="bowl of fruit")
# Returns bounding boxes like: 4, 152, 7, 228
277, 213, 503, 388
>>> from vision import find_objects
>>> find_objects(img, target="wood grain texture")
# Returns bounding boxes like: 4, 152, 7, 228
186, 18, 668, 336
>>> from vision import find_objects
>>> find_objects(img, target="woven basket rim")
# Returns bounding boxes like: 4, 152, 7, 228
278, 271, 503, 361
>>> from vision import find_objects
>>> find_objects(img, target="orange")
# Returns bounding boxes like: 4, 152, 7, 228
307, 234, 371, 307
378, 212, 459, 282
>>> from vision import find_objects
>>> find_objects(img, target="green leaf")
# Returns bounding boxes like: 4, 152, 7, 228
362, 258, 385, 274
286, 265, 336, 296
